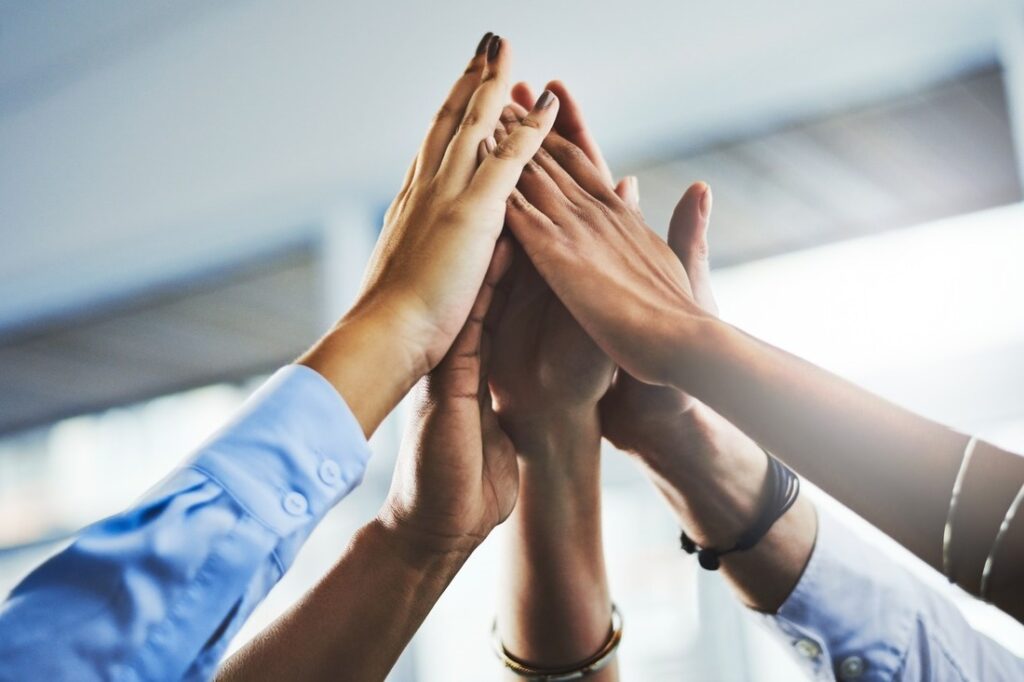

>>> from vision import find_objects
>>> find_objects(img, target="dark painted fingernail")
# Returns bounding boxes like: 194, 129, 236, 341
476, 32, 494, 55
534, 89, 555, 111
487, 36, 502, 62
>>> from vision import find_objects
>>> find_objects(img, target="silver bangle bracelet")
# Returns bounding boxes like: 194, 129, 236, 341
942, 435, 978, 583
980, 482, 1024, 601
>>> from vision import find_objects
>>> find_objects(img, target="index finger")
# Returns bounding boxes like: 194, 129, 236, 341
465, 90, 560, 206
512, 80, 613, 185
414, 32, 494, 182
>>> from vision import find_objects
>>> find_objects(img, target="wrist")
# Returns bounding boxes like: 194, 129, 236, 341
299, 298, 428, 438
665, 314, 731, 394
369, 510, 477, 573
638, 403, 768, 549
501, 406, 602, 467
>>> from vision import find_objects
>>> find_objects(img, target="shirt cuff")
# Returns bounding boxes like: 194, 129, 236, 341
757, 506, 918, 681
186, 364, 372, 539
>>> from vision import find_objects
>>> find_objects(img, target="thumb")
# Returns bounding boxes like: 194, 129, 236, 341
614, 175, 640, 212
668, 182, 718, 315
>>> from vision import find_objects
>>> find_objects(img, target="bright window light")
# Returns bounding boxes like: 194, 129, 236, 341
712, 203, 1024, 378
712, 202, 1024, 655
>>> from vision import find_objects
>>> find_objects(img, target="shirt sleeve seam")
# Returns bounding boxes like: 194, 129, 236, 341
893, 612, 972, 682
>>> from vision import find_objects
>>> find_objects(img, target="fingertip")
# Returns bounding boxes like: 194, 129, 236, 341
681, 181, 712, 225
475, 31, 495, 56
511, 81, 535, 109
531, 90, 559, 124
517, 90, 558, 142
487, 234, 516, 285
678, 181, 710, 222
477, 135, 496, 164
614, 176, 640, 208
544, 79, 569, 98
700, 183, 712, 220
669, 181, 712, 260
485, 35, 512, 75
493, 235, 514, 274
614, 177, 630, 199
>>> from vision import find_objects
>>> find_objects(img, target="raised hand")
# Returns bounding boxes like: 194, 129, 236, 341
502, 120, 707, 390
300, 33, 559, 436
489, 249, 614, 439
489, 96, 615, 444
600, 182, 718, 460
489, 86, 618, 677
489, 81, 628, 435
380, 240, 519, 555
597, 183, 783, 553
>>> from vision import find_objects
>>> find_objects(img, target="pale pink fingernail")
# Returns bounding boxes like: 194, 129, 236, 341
699, 184, 712, 219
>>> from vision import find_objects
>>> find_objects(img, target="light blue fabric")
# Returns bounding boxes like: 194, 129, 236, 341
0, 365, 371, 682
760, 506, 1024, 681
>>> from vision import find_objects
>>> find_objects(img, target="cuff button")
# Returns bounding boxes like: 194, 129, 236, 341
318, 460, 342, 487
794, 638, 821, 659
838, 655, 865, 679
283, 491, 309, 516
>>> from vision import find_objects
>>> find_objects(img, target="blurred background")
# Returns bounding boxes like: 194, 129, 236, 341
2, 0, 1024, 679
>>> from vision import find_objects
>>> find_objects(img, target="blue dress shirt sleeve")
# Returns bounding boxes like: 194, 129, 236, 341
0, 365, 372, 682
758, 505, 1024, 681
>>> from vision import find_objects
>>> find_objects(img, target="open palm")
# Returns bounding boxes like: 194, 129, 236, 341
382, 242, 519, 552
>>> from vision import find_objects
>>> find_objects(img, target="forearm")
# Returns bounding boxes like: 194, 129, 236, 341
498, 412, 616, 678
217, 517, 469, 682
638, 403, 817, 612
299, 300, 426, 438
674, 317, 1024, 595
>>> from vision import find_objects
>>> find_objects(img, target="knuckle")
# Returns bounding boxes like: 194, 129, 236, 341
522, 160, 542, 175
507, 192, 530, 211
433, 104, 456, 125
494, 139, 522, 161
481, 69, 506, 86
458, 110, 482, 131
552, 141, 587, 164
500, 106, 519, 126
567, 200, 593, 226
441, 199, 469, 223
534, 146, 556, 164
593, 198, 618, 221
518, 116, 543, 131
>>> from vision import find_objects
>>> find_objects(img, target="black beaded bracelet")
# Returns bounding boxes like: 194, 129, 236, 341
680, 452, 800, 570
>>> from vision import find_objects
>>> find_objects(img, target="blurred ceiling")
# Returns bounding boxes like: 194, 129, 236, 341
0, 248, 319, 435
1, 65, 1020, 435
0, 0, 1022, 435
637, 68, 1021, 265
0, 0, 1008, 329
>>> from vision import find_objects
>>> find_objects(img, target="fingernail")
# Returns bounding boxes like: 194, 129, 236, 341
534, 89, 555, 111
630, 176, 640, 202
484, 136, 496, 153
476, 32, 494, 55
487, 36, 502, 62
699, 184, 712, 219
